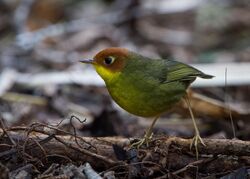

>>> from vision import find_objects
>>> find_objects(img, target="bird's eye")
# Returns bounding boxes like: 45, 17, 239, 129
104, 56, 115, 65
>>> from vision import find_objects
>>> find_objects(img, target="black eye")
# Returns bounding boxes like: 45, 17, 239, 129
104, 56, 115, 65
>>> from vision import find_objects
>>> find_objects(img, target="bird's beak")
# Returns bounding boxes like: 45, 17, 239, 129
79, 59, 94, 64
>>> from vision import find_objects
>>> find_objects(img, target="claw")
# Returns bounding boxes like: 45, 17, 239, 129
130, 132, 153, 148
190, 133, 206, 159
184, 95, 206, 159
130, 116, 159, 149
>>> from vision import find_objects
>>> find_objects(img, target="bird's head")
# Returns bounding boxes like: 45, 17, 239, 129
80, 47, 129, 82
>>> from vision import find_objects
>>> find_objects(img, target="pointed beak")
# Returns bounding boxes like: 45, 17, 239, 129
79, 59, 94, 64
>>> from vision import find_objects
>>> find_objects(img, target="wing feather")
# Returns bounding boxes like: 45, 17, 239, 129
164, 60, 213, 84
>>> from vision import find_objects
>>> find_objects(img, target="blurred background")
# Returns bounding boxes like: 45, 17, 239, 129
0, 0, 250, 140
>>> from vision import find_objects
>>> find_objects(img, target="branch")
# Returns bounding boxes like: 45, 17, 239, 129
0, 127, 249, 161
0, 125, 249, 177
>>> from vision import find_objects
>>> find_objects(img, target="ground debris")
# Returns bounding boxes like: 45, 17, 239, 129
0, 123, 250, 178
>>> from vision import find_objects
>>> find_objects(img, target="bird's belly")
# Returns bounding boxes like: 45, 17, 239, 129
107, 81, 186, 117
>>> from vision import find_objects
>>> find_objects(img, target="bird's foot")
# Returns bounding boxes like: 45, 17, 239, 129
190, 133, 206, 159
130, 132, 153, 149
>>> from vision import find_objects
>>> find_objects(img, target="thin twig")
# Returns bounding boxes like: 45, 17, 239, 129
225, 68, 236, 138
0, 117, 16, 145
29, 121, 96, 151
53, 135, 118, 166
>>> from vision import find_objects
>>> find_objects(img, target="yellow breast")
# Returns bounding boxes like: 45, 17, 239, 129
94, 64, 121, 83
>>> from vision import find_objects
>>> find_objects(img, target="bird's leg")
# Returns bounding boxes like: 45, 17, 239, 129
131, 116, 159, 148
184, 95, 205, 159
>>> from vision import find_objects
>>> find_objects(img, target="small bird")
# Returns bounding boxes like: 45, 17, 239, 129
81, 47, 213, 154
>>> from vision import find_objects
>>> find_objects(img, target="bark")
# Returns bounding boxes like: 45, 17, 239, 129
0, 126, 249, 176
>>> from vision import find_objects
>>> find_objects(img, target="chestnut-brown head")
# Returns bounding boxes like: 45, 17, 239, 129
81, 47, 130, 82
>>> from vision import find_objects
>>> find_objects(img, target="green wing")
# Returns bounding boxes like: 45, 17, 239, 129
163, 60, 213, 84
125, 53, 213, 86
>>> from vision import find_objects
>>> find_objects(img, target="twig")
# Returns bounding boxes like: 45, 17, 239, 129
23, 137, 48, 163
69, 115, 89, 149
53, 135, 118, 166
0, 117, 16, 145
172, 157, 216, 175
28, 122, 96, 151
225, 68, 236, 138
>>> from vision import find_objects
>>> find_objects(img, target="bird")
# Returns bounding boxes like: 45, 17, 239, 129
80, 47, 213, 156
